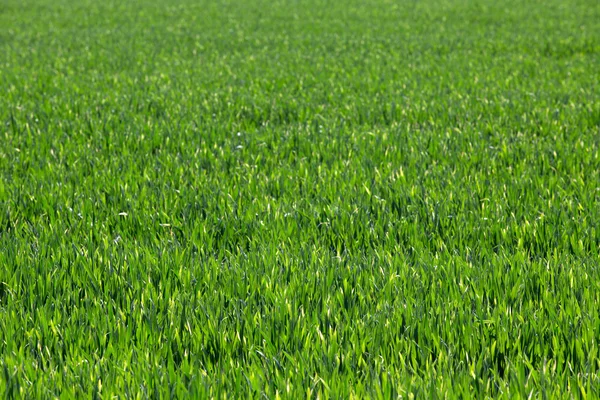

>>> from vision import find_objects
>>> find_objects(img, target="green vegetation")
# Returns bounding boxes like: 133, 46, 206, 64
1, 0, 599, 397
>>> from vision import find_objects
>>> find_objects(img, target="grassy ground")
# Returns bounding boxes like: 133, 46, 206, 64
1, 0, 600, 397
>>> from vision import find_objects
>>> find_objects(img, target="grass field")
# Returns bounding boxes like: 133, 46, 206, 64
1, 0, 600, 397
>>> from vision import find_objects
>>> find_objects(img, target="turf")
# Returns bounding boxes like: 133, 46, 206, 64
1, 0, 600, 397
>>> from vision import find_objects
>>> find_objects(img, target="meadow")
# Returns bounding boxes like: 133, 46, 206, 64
1, 0, 600, 397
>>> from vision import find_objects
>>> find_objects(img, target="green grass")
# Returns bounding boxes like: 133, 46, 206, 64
1, 0, 600, 397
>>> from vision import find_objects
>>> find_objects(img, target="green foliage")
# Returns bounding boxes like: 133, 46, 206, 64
1, 0, 599, 397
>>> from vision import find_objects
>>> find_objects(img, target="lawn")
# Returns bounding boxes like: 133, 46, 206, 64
1, 0, 600, 397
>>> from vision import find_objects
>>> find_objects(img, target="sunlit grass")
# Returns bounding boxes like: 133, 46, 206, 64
1, 0, 600, 397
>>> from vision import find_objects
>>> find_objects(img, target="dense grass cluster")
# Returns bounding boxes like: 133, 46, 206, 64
1, 0, 600, 397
